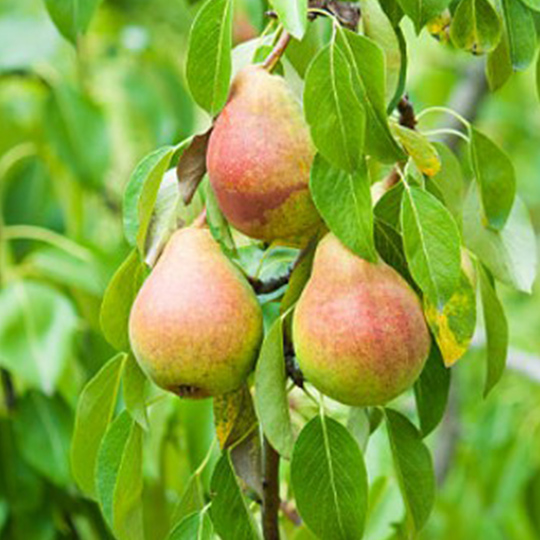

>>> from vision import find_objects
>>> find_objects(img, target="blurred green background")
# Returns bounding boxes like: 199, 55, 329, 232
0, 0, 539, 538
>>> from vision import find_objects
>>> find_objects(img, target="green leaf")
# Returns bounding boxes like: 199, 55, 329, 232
385, 409, 435, 533
0, 280, 78, 394
123, 146, 176, 254
401, 186, 461, 306
96, 411, 144, 540
168, 511, 214, 540
268, 0, 307, 39
310, 154, 376, 262
478, 266, 508, 396
280, 240, 316, 314
334, 27, 404, 163
501, 0, 537, 70
254, 317, 294, 459
100, 249, 146, 351
424, 272, 476, 366
413, 345, 451, 437
205, 181, 236, 258
123, 355, 149, 430
71, 353, 126, 496
470, 128, 516, 231
14, 392, 72, 487
486, 31, 513, 91
291, 416, 368, 540
304, 42, 365, 173
210, 452, 260, 540
463, 186, 537, 293
395, 0, 451, 33
361, 0, 403, 103
186, 0, 233, 115
392, 125, 441, 176
429, 142, 464, 221
450, 0, 502, 54
171, 473, 206, 525
44, 0, 102, 44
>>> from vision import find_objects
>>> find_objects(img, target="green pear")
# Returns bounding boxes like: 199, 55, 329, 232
293, 234, 431, 406
206, 65, 321, 245
129, 226, 263, 398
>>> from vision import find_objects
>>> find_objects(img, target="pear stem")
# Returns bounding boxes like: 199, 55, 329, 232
261, 30, 291, 72
262, 437, 281, 540
192, 208, 207, 228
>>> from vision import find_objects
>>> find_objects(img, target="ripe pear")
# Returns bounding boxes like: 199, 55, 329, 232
206, 65, 320, 245
293, 234, 431, 406
129, 226, 263, 398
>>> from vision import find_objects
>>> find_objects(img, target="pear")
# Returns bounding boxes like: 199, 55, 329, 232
129, 226, 263, 398
207, 65, 321, 245
293, 234, 431, 406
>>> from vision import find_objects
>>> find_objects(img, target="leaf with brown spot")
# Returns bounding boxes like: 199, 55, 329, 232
213, 385, 257, 449
176, 128, 212, 205
423, 271, 476, 366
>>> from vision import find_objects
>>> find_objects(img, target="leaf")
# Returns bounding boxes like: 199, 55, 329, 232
14, 392, 72, 487
304, 42, 365, 173
347, 408, 371, 451
385, 409, 435, 533
401, 186, 461, 307
280, 240, 316, 314
334, 27, 404, 163
254, 317, 294, 459
361, 0, 403, 103
123, 146, 176, 254
96, 411, 144, 540
501, 0, 537, 71
205, 181, 236, 257
395, 0, 451, 33
450, 0, 502, 54
423, 272, 477, 366
463, 186, 537, 293
429, 142, 464, 221
44, 0, 102, 44
168, 511, 213, 540
44, 84, 110, 188
469, 127, 516, 231
171, 473, 205, 525
478, 266, 509, 396
71, 353, 126, 496
0, 280, 78, 394
210, 452, 260, 540
268, 0, 307, 39
213, 385, 257, 450
310, 154, 376, 262
230, 428, 263, 498
413, 345, 451, 437
392, 124, 441, 176
291, 415, 368, 540
100, 249, 146, 351
176, 129, 212, 205
486, 31, 513, 91
186, 0, 233, 115
123, 355, 149, 430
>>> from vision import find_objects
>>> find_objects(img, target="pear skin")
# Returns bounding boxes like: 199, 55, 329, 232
129, 226, 263, 398
293, 234, 431, 406
207, 65, 321, 245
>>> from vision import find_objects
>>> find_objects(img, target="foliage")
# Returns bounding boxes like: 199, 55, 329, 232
1, 0, 540, 538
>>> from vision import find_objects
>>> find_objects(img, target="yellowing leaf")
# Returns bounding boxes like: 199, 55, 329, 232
213, 385, 257, 449
424, 272, 476, 366
392, 124, 441, 176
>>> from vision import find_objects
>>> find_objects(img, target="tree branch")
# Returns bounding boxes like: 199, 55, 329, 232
262, 438, 281, 540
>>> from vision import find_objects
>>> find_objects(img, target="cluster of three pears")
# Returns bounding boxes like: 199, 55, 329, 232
129, 65, 430, 405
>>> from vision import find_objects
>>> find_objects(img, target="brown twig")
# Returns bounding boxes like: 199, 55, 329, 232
308, 0, 361, 30
397, 95, 417, 130
248, 271, 292, 295
262, 438, 281, 540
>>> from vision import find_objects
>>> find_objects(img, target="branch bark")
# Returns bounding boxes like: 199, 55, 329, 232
262, 438, 281, 540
